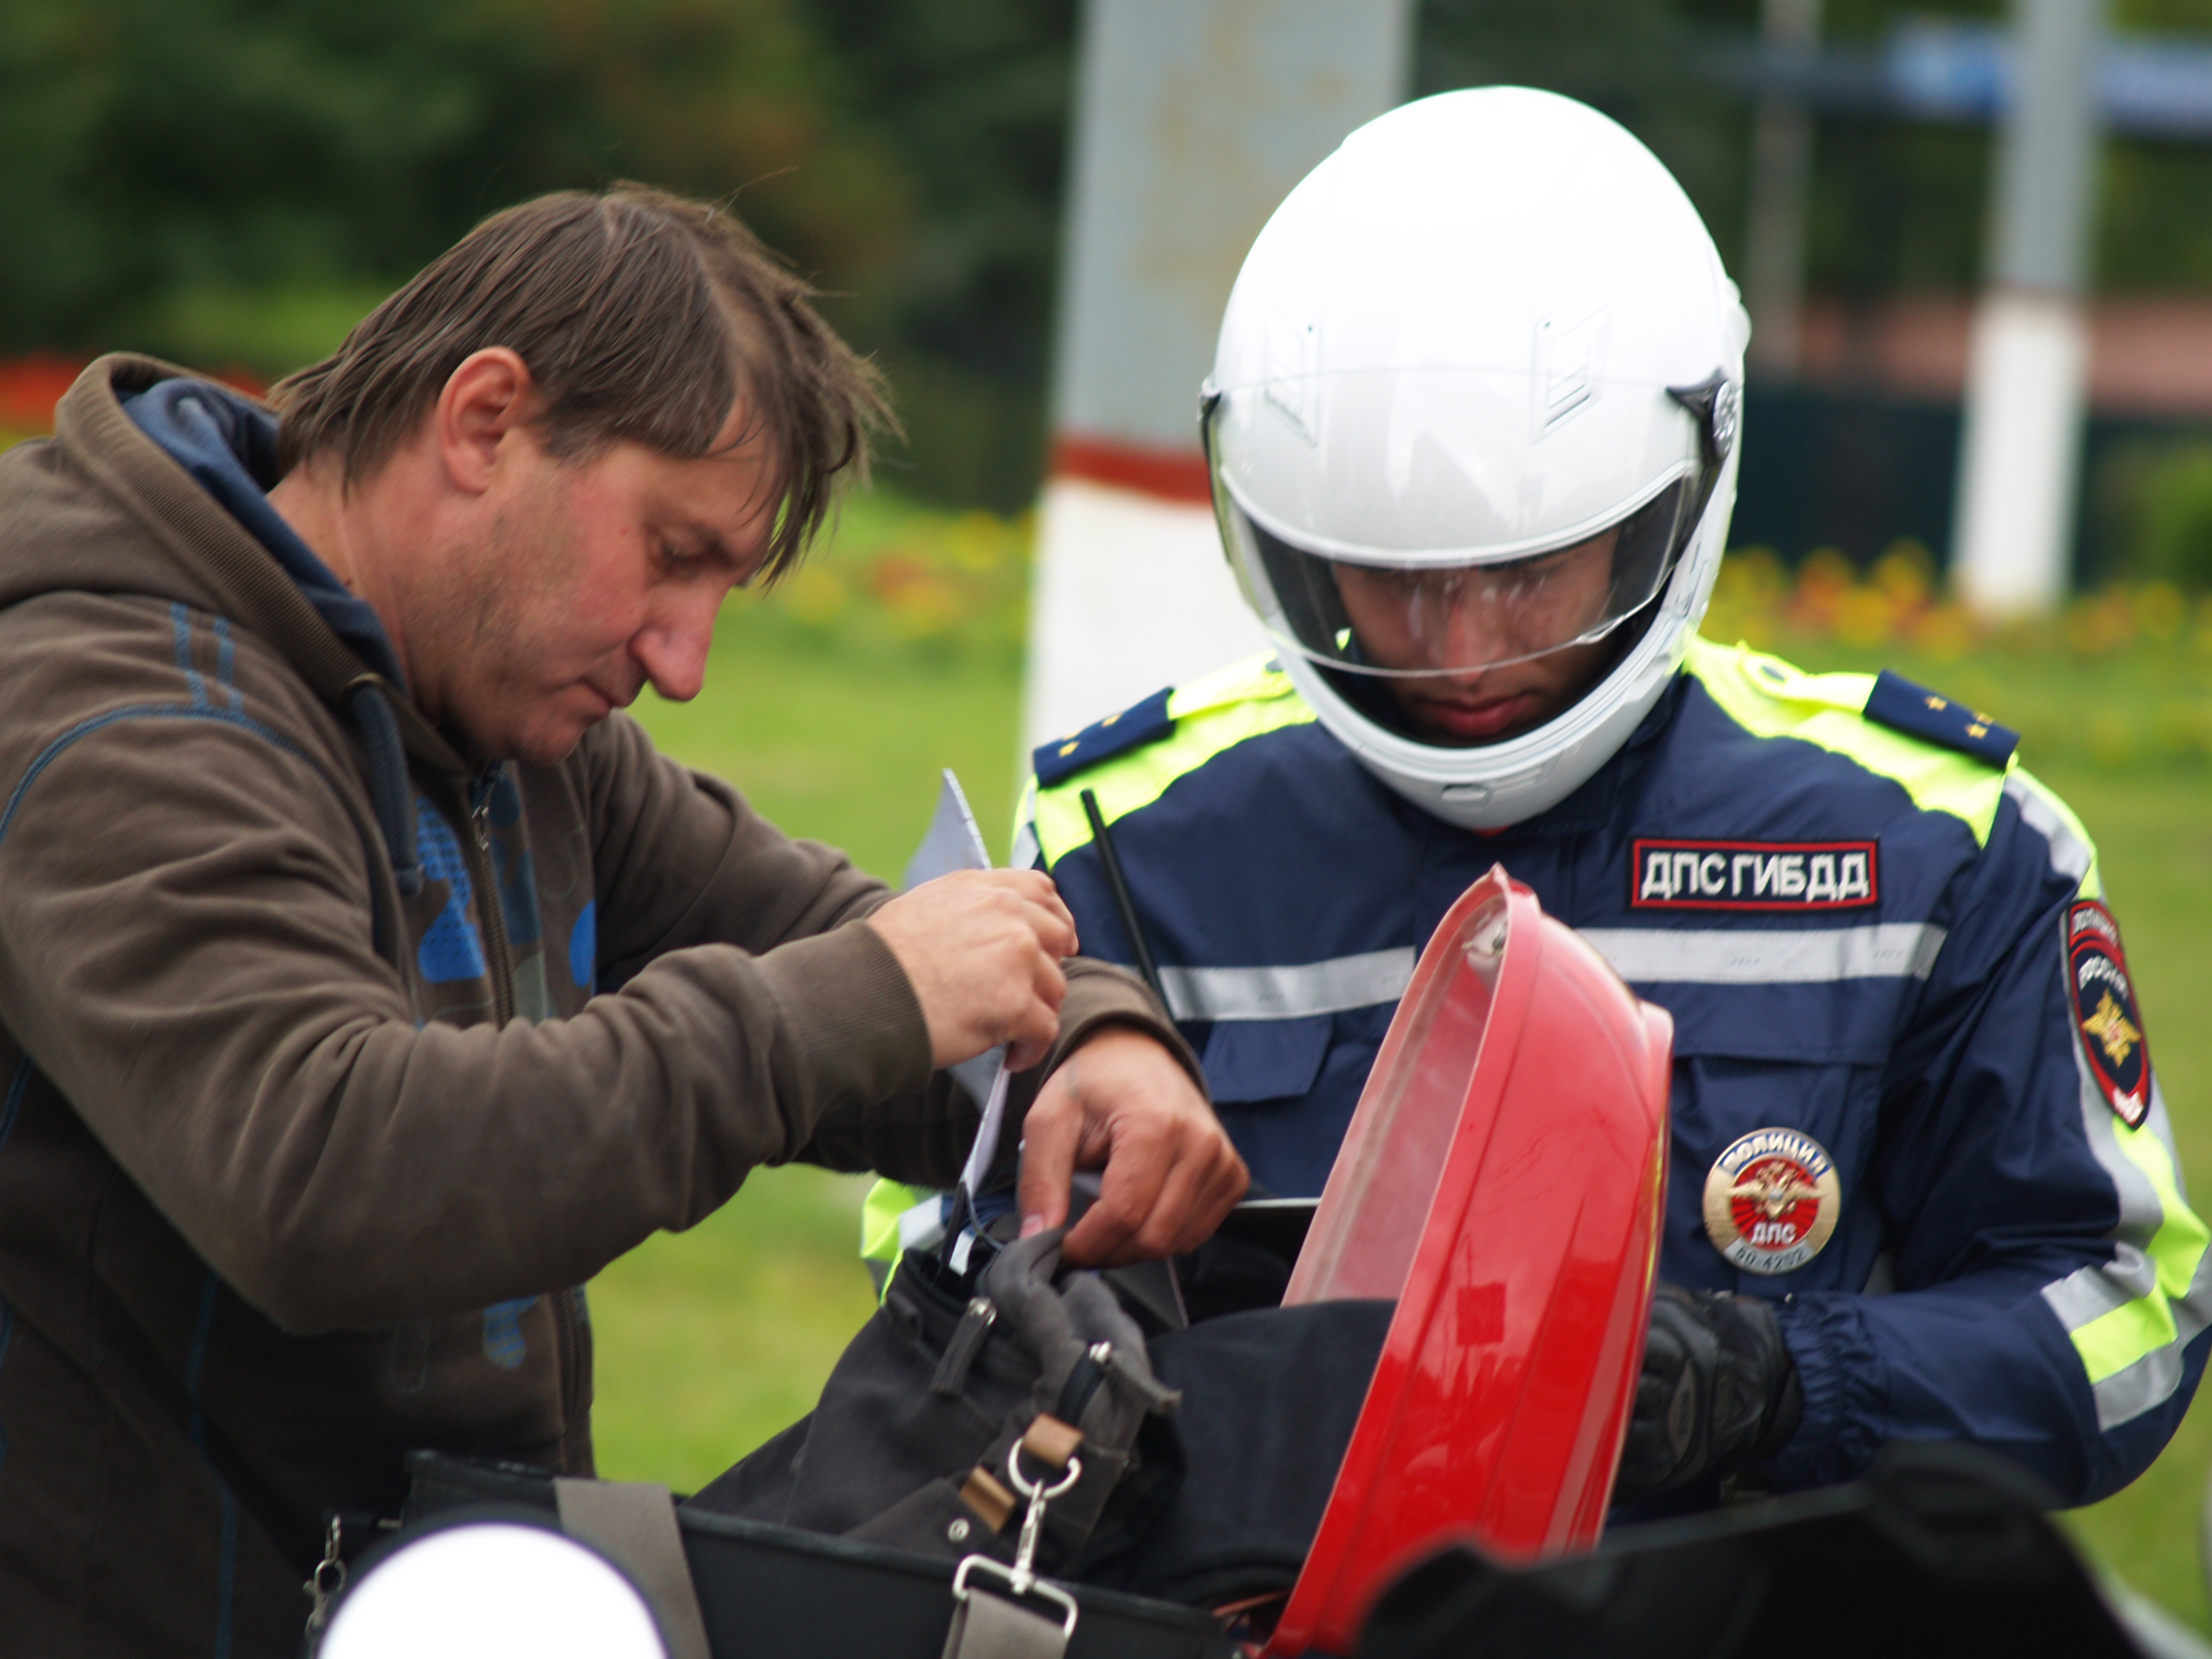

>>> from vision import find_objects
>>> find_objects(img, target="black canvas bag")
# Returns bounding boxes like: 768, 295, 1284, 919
690, 1228, 1187, 1577
1354, 1442, 2160, 1659
402, 1221, 1389, 1658
687, 1229, 1393, 1610
400, 1452, 1226, 1659
1090, 1298, 1393, 1607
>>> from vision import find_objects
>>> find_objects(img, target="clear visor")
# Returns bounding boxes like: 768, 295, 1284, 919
1220, 473, 1702, 678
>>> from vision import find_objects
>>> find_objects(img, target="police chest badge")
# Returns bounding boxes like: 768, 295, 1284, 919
2068, 900, 2152, 1128
1702, 1128, 1841, 1275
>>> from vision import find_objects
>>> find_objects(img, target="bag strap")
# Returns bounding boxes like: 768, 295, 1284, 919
554, 1477, 712, 1659
941, 1582, 1073, 1659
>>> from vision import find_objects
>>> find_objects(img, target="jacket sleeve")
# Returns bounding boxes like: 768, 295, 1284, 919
574, 716, 1202, 1181
0, 703, 953, 1330
1764, 775, 2212, 1505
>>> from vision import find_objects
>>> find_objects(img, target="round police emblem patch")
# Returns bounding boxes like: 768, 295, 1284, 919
1702, 1128, 1841, 1275
2068, 900, 2151, 1128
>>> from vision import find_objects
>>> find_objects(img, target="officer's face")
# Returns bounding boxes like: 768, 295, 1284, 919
1332, 530, 1619, 745
431, 403, 778, 766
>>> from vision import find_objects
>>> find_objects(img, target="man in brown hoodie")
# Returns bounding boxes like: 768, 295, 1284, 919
0, 185, 1245, 1655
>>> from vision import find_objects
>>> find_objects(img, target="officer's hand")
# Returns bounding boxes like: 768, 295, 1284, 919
1614, 1282, 1802, 1502
867, 870, 1078, 1070
1017, 1026, 1248, 1269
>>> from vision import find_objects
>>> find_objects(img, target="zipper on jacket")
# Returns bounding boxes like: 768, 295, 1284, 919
554, 1286, 588, 1437
459, 770, 516, 1027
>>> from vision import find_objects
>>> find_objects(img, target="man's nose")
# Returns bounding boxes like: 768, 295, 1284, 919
632, 591, 720, 703
1429, 575, 1518, 668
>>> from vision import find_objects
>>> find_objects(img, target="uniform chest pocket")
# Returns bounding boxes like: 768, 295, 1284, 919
1200, 1015, 1335, 1105
1653, 979, 1905, 1069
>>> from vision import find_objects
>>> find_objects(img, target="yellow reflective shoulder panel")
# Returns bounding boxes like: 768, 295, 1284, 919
1683, 636, 2013, 846
1031, 654, 1315, 865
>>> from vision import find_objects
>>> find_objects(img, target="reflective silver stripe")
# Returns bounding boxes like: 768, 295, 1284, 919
1578, 924, 1946, 985
2009, 775, 2212, 1430
2086, 1248, 2212, 1428
2041, 1073, 2212, 1430
1159, 948, 1415, 1023
2043, 1235, 2158, 1332
2005, 773, 2093, 886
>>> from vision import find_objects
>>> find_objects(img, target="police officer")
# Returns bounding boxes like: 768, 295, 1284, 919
876, 87, 2210, 1509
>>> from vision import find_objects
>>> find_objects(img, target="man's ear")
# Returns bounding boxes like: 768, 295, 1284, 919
434, 348, 537, 495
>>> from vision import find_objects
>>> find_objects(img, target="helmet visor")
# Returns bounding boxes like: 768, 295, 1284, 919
1220, 472, 1702, 679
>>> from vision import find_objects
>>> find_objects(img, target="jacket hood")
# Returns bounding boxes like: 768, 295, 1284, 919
0, 354, 469, 781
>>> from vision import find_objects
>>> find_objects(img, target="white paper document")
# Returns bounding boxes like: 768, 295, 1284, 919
901, 770, 1011, 1205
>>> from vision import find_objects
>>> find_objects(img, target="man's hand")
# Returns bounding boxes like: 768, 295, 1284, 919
867, 870, 1078, 1070
1614, 1282, 1802, 1502
1016, 1026, 1248, 1268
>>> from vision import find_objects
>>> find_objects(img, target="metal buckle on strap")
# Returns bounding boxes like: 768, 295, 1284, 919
949, 1556, 1079, 1642
949, 1440, 1084, 1641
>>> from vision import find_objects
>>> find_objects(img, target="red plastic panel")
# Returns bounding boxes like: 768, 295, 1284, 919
1269, 867, 1673, 1657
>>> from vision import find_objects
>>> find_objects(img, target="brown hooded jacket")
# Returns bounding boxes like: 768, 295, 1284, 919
0, 357, 1187, 1655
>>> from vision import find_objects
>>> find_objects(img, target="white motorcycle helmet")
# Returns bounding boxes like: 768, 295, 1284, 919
1205, 87, 1750, 830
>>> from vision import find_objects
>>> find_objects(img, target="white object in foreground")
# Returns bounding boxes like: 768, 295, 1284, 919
321, 1521, 668, 1659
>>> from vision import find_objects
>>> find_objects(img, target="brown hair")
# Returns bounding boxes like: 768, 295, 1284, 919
269, 183, 892, 579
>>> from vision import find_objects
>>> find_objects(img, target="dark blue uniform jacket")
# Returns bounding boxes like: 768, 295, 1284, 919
1015, 640, 2210, 1506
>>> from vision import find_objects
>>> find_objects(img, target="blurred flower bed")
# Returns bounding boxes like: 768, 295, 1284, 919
0, 356, 87, 433
1707, 542, 2212, 775
742, 494, 1033, 669
1, 355, 266, 447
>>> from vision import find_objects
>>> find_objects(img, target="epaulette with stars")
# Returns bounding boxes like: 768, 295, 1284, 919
1862, 669, 2020, 766
1031, 687, 1175, 787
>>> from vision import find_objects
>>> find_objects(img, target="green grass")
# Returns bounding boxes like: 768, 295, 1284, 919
596, 525, 2212, 1628
586, 1162, 881, 1490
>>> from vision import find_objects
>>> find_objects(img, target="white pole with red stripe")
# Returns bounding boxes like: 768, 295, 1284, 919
1951, 0, 2106, 615
1022, 0, 1414, 756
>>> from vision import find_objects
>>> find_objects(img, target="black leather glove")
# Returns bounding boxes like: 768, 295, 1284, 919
1614, 1282, 1803, 1502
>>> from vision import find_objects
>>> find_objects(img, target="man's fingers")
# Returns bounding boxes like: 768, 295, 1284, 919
1000, 939, 1068, 1071
999, 870, 1078, 957
1017, 1027, 1248, 1263
1002, 996, 1061, 1072
1060, 1139, 1168, 1266
1164, 1149, 1248, 1257
1063, 1131, 1246, 1266
1016, 1090, 1082, 1236
869, 869, 1080, 1068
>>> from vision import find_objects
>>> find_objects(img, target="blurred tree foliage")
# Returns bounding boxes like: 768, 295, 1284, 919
808, 0, 1076, 508
4, 0, 2211, 507
0, 0, 895, 346
0, 0, 1069, 504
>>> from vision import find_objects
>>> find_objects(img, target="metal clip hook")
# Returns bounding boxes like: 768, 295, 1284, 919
947, 1437, 1084, 1643
303, 1512, 346, 1638
1003, 1440, 1082, 1597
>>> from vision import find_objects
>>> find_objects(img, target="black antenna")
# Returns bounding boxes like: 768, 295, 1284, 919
1079, 788, 1170, 1014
